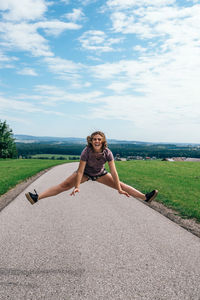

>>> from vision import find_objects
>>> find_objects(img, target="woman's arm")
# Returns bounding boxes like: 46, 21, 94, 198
108, 160, 130, 197
70, 160, 86, 196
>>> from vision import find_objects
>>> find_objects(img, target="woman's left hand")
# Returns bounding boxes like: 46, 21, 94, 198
118, 189, 130, 197
70, 187, 80, 196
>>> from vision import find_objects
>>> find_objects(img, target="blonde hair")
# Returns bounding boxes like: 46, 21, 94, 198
87, 131, 108, 151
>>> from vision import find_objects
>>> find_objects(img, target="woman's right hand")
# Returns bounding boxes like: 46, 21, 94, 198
70, 187, 80, 196
118, 189, 130, 197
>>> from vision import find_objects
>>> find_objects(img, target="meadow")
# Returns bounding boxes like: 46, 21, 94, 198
0, 159, 71, 196
30, 154, 80, 160
115, 160, 200, 222
0, 159, 199, 222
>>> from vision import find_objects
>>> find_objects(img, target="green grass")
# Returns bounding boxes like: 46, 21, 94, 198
0, 159, 72, 196
114, 160, 200, 222
30, 154, 80, 159
1, 159, 200, 222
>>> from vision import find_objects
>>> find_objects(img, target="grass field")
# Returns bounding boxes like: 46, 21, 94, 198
115, 160, 200, 222
30, 154, 80, 159
0, 159, 72, 197
0, 159, 199, 222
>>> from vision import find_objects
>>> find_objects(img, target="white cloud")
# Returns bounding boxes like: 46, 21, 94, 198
0, 0, 47, 21
17, 68, 38, 76
0, 95, 64, 115
0, 50, 18, 69
0, 114, 30, 124
109, 2, 200, 43
92, 60, 141, 79
61, 89, 199, 141
133, 45, 147, 52
33, 85, 103, 103
0, 22, 53, 57
107, 81, 131, 93
79, 30, 123, 52
0, 0, 82, 58
0, 51, 11, 62
97, 1, 200, 97
79, 0, 98, 6
37, 20, 81, 36
110, 11, 155, 37
86, 55, 102, 62
34, 85, 69, 99
106, 0, 175, 10
0, 19, 81, 57
84, 82, 91, 87
88, 92, 200, 142
88, 25, 200, 140
14, 85, 103, 110
91, 47, 200, 102
60, 0, 70, 4
65, 8, 85, 22
43, 57, 92, 87
0, 95, 43, 112
44, 56, 84, 79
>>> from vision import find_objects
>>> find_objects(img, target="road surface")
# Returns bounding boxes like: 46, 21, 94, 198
0, 162, 200, 300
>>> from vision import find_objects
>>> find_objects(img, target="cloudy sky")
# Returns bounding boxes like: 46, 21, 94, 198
0, 0, 200, 143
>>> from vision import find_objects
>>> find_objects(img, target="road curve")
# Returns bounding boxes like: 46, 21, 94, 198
0, 162, 200, 300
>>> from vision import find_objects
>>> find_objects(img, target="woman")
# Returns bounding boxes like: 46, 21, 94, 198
25, 131, 158, 204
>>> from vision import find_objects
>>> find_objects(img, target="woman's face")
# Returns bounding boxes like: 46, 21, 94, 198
91, 134, 103, 152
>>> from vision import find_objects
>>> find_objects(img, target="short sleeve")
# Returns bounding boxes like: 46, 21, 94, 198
106, 148, 114, 162
80, 147, 89, 161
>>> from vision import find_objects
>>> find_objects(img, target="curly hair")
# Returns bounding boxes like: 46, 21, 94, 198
87, 131, 108, 151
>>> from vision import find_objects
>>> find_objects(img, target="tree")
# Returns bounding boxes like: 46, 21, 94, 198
0, 120, 17, 158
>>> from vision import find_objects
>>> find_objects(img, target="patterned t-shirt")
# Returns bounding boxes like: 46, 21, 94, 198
80, 146, 114, 176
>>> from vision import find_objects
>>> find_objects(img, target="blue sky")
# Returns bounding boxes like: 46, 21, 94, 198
0, 0, 200, 143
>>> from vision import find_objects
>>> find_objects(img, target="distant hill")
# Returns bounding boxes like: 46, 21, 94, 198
14, 135, 86, 144
14, 134, 199, 147
14, 134, 149, 145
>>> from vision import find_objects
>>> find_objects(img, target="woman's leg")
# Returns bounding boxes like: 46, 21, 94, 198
97, 173, 146, 200
38, 173, 88, 200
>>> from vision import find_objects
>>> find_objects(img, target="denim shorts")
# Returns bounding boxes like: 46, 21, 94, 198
84, 169, 108, 181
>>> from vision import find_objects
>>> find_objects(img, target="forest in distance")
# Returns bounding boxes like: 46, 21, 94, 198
16, 142, 200, 159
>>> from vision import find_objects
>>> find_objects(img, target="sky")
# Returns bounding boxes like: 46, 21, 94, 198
0, 0, 200, 143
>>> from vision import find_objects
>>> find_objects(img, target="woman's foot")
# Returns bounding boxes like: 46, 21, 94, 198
25, 189, 39, 205
145, 190, 158, 203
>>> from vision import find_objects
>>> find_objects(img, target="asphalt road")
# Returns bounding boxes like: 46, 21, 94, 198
0, 162, 200, 300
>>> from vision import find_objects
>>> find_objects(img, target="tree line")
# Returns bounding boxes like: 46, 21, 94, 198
16, 142, 200, 159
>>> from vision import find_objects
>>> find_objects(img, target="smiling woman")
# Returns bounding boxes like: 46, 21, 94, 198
25, 131, 158, 205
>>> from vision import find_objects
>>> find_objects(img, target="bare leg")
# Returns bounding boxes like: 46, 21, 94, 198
38, 173, 88, 200
97, 173, 146, 200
